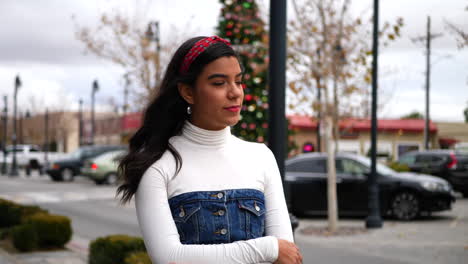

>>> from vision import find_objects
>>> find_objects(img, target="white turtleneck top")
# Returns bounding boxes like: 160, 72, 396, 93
135, 121, 294, 264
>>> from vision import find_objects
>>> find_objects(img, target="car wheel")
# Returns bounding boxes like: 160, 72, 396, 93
105, 172, 118, 185
391, 191, 420, 220
61, 168, 74, 182
94, 179, 105, 185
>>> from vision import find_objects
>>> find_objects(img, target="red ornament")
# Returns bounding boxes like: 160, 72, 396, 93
262, 123, 268, 128
242, 83, 247, 89
226, 31, 233, 36
245, 94, 253, 101
249, 123, 256, 130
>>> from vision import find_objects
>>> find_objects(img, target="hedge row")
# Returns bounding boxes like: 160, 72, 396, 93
0, 198, 72, 252
89, 234, 150, 264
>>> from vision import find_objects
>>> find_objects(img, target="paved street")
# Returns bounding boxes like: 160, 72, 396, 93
0, 171, 467, 263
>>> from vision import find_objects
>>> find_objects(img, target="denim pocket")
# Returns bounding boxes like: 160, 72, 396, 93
238, 199, 266, 238
171, 202, 201, 243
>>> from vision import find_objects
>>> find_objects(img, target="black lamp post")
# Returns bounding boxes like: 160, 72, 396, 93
145, 21, 161, 86
10, 75, 21, 177
91, 80, 99, 145
366, 0, 383, 228
1, 95, 7, 175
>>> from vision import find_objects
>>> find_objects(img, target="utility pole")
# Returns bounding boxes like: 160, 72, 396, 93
424, 17, 431, 150
411, 16, 442, 150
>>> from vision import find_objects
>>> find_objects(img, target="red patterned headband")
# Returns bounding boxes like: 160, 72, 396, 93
179, 36, 231, 74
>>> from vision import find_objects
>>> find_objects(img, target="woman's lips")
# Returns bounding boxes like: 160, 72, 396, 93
224, 106, 241, 112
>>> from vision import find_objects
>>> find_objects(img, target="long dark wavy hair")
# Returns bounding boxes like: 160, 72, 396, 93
116, 36, 239, 204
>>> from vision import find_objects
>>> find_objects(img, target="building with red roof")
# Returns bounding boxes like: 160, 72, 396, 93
288, 115, 438, 160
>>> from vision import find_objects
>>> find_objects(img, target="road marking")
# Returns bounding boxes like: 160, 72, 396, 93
0, 189, 117, 204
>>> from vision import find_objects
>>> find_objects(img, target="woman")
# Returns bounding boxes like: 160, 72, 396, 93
117, 36, 302, 264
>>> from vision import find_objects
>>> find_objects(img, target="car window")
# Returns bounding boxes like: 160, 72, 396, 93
287, 158, 326, 173
415, 155, 432, 163
431, 156, 444, 163
399, 154, 416, 165
337, 159, 368, 175
30, 147, 40, 152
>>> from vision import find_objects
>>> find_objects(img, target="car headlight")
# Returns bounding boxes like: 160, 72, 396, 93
421, 181, 450, 192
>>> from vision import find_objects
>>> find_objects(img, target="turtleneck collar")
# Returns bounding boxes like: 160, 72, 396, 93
181, 120, 231, 147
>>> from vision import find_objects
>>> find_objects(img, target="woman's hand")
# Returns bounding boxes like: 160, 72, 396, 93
273, 238, 303, 264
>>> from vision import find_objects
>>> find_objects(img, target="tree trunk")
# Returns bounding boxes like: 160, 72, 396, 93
324, 115, 338, 232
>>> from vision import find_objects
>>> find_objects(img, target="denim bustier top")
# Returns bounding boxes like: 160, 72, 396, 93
168, 188, 266, 244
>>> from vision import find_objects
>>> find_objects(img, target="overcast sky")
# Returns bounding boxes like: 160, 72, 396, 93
0, 0, 467, 121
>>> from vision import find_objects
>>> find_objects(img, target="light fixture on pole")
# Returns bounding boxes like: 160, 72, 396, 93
145, 21, 161, 87
366, 0, 383, 229
10, 75, 21, 177
91, 80, 99, 145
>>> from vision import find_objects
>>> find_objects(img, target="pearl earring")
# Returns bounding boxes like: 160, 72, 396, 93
187, 106, 192, 115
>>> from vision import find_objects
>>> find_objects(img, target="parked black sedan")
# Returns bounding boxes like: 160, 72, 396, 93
285, 153, 456, 220
46, 145, 126, 182
397, 150, 468, 197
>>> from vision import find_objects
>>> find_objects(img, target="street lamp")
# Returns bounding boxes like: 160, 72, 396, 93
1, 95, 8, 175
91, 80, 99, 145
366, 0, 383, 229
123, 74, 130, 117
10, 75, 21, 177
145, 21, 161, 86
79, 99, 83, 146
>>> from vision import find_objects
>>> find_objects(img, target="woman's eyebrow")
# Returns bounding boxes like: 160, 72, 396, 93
207, 72, 243, 80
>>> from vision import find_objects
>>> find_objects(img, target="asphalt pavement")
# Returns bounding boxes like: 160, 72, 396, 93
0, 171, 467, 264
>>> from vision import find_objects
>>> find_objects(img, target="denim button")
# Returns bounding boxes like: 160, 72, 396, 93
218, 210, 225, 216
255, 204, 260, 212
217, 193, 224, 199
179, 211, 185, 217
220, 228, 227, 235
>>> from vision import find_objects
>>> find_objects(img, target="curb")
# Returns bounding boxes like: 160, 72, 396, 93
0, 247, 24, 264
66, 237, 90, 256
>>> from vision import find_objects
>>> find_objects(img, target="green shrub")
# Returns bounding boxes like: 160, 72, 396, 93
0, 227, 10, 239
124, 251, 152, 264
26, 213, 72, 248
0, 199, 22, 228
89, 235, 146, 264
388, 162, 410, 172
19, 205, 48, 223
11, 224, 38, 252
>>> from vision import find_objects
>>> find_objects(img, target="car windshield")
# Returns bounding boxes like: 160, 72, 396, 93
352, 155, 396, 175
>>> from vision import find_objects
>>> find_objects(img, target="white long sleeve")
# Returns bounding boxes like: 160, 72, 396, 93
134, 121, 294, 264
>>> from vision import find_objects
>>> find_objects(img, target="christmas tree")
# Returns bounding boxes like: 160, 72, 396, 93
217, 0, 269, 143
217, 0, 297, 154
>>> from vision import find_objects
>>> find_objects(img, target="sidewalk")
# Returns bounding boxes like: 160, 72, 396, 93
0, 240, 88, 264
294, 202, 468, 264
